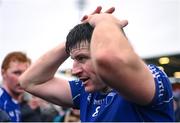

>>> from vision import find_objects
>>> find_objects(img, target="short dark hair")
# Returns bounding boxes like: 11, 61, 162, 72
65, 23, 94, 54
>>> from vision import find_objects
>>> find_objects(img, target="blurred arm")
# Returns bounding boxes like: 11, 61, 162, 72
19, 42, 73, 107
89, 14, 155, 105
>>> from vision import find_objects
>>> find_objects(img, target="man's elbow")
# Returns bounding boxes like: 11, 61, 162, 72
18, 75, 29, 90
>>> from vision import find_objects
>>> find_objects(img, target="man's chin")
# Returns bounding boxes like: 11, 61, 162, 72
85, 87, 94, 93
85, 86, 99, 93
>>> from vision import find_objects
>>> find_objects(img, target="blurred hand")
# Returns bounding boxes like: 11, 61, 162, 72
81, 6, 115, 21
81, 6, 128, 28
83, 13, 128, 29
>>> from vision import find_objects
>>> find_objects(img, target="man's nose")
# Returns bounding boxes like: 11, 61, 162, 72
72, 62, 82, 76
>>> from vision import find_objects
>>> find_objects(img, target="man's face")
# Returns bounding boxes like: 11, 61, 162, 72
70, 42, 106, 92
2, 60, 30, 96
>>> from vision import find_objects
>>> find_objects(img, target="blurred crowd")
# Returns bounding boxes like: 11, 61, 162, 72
0, 90, 80, 122
0, 51, 80, 122
20, 93, 80, 122
172, 82, 180, 122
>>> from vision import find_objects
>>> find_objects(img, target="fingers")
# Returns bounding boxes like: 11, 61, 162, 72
104, 7, 115, 14
81, 6, 102, 22
91, 6, 102, 14
81, 6, 115, 22
120, 20, 128, 28
81, 15, 88, 21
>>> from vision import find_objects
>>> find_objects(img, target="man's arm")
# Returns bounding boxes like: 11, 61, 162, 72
87, 13, 155, 105
19, 6, 117, 107
19, 42, 73, 107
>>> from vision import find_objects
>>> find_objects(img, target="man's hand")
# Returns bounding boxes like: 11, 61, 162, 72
81, 6, 115, 21
81, 6, 128, 28
84, 13, 127, 29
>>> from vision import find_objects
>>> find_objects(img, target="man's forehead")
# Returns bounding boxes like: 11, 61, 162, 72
70, 42, 90, 53
8, 60, 29, 69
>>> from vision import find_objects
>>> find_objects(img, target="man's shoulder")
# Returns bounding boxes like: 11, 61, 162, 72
69, 79, 83, 90
0, 87, 4, 96
0, 87, 11, 104
0, 88, 6, 107
0, 87, 6, 98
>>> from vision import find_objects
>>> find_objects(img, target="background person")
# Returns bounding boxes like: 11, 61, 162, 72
0, 51, 31, 122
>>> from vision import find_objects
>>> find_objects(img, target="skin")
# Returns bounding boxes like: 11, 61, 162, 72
70, 42, 107, 92
87, 13, 155, 105
1, 60, 30, 100
19, 7, 119, 107
19, 7, 155, 109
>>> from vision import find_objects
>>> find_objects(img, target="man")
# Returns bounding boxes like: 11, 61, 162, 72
0, 51, 31, 122
19, 7, 174, 121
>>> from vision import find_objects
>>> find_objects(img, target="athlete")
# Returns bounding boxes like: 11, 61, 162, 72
19, 6, 175, 121
0, 51, 31, 122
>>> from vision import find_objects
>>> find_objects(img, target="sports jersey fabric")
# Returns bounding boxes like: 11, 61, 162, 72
69, 64, 175, 122
0, 87, 21, 122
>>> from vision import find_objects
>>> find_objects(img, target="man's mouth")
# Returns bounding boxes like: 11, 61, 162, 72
80, 77, 89, 84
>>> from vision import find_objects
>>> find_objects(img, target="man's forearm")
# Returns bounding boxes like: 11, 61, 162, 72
19, 42, 69, 88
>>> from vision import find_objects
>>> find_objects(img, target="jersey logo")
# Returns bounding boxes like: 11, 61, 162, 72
105, 92, 116, 107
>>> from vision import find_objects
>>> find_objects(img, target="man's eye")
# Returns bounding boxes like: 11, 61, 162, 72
76, 55, 89, 62
77, 57, 85, 61
13, 71, 22, 75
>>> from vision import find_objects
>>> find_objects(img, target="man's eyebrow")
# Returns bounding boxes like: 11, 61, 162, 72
71, 55, 80, 60
12, 70, 22, 73
70, 56, 74, 59
12, 70, 22, 72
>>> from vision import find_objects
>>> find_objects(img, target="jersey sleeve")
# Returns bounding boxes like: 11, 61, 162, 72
148, 64, 174, 107
69, 79, 82, 109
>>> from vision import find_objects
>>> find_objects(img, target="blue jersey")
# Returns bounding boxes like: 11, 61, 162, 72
69, 64, 175, 122
0, 87, 21, 122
